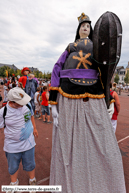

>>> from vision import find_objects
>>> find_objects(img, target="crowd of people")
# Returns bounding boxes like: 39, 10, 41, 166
115, 83, 129, 95
0, 70, 52, 123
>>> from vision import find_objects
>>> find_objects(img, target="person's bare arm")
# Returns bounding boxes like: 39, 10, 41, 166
37, 93, 40, 105
113, 91, 120, 113
31, 116, 38, 137
45, 91, 49, 101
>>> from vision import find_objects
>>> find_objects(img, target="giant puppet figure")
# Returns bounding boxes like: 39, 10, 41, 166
49, 12, 126, 193
18, 67, 30, 89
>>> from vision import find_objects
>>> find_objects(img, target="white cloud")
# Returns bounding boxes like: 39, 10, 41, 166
0, 0, 129, 73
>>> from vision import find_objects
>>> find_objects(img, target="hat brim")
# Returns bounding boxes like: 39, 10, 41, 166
15, 93, 31, 106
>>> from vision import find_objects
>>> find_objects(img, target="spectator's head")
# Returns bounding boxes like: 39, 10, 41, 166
37, 87, 41, 91
43, 86, 47, 91
37, 87, 41, 92
28, 73, 34, 80
113, 82, 117, 87
21, 67, 30, 75
7, 87, 31, 108
12, 83, 16, 88
18, 82, 23, 89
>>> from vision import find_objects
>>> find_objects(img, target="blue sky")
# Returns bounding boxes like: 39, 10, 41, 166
0, 0, 129, 72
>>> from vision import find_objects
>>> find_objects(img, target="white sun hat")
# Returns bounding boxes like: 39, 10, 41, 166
7, 87, 31, 105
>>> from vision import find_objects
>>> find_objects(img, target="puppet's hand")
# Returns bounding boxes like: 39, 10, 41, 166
52, 105, 58, 127
107, 102, 114, 119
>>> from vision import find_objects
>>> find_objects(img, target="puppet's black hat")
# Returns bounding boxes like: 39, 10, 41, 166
75, 13, 93, 41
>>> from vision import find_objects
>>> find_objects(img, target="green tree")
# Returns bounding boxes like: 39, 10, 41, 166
8, 68, 15, 77
15, 69, 22, 77
114, 74, 119, 84
39, 72, 43, 78
42, 71, 45, 79
124, 71, 129, 84
34, 70, 39, 78
42, 71, 47, 79
0, 66, 10, 77
46, 71, 51, 79
0, 66, 23, 78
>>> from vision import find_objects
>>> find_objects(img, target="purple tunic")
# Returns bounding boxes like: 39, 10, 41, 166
51, 50, 69, 87
51, 50, 98, 87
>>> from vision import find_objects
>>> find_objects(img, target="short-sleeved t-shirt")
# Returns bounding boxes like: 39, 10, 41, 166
41, 92, 48, 106
0, 102, 36, 153
34, 92, 40, 104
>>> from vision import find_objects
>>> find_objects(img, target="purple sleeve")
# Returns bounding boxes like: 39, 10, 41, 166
51, 50, 69, 87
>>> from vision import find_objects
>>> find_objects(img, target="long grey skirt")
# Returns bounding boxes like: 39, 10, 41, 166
50, 94, 126, 193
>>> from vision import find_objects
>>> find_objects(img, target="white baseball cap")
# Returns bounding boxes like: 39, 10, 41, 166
7, 87, 31, 105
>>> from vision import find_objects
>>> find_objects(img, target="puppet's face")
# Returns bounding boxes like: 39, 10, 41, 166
79, 22, 90, 38
23, 70, 29, 75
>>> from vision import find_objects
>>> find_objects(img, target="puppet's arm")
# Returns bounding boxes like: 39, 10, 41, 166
49, 49, 69, 127
49, 50, 69, 105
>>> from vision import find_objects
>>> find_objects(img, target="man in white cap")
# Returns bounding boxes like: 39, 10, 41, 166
0, 87, 38, 193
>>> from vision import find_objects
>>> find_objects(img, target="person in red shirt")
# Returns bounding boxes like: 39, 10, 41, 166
41, 86, 52, 123
110, 82, 120, 133
18, 67, 30, 89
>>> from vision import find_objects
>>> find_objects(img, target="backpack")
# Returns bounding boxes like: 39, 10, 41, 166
3, 104, 31, 128
2, 101, 7, 107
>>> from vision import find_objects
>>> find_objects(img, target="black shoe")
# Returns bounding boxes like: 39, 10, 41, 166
47, 121, 52, 124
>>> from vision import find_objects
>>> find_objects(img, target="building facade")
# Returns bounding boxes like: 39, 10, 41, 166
116, 66, 125, 84
126, 62, 129, 74
114, 62, 129, 84
28, 67, 39, 73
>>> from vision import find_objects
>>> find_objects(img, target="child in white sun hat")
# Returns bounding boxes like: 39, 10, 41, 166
0, 87, 38, 193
